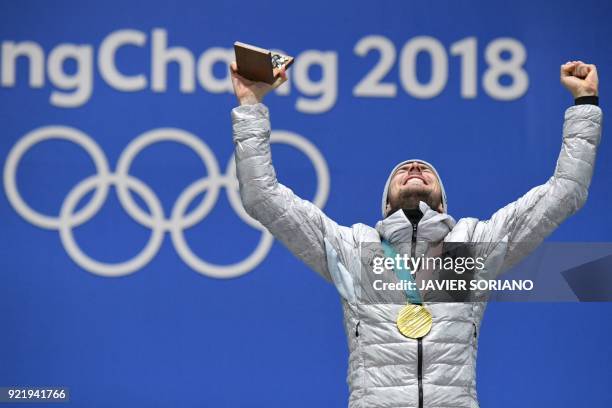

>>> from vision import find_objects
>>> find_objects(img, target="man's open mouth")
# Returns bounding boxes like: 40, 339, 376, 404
403, 175, 427, 185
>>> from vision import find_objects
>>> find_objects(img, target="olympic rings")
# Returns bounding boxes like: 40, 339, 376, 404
3, 126, 330, 278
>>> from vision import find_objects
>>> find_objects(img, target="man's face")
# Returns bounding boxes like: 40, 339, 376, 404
386, 161, 444, 215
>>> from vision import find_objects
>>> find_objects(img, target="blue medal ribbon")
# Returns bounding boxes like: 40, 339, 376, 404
381, 239, 422, 305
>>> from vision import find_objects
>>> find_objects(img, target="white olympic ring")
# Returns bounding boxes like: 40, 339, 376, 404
3, 126, 330, 278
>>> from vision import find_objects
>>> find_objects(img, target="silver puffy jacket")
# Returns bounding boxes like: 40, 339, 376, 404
231, 103, 602, 408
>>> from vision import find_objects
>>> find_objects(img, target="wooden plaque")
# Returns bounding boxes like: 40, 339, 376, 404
234, 41, 294, 84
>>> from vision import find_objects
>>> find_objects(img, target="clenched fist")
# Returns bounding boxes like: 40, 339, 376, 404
560, 61, 599, 99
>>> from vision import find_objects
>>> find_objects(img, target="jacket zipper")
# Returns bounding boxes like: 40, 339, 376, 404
417, 338, 423, 408
412, 222, 424, 408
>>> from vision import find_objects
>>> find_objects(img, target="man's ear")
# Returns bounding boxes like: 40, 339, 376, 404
385, 202, 392, 216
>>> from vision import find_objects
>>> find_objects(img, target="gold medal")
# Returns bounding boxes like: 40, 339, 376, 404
396, 304, 432, 339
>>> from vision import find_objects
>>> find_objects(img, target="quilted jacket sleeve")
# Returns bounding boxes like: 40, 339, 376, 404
473, 104, 603, 272
231, 103, 353, 282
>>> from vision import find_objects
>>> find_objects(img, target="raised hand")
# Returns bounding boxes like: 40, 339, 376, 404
230, 61, 288, 106
560, 60, 598, 99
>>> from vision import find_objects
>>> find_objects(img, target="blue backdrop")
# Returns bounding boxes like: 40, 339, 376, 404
1, 1, 611, 407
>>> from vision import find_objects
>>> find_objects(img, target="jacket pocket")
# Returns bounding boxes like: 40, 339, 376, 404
470, 322, 478, 379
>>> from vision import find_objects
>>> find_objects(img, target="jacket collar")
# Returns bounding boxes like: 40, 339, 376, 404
375, 201, 456, 245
